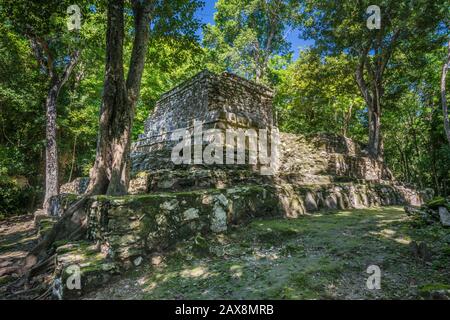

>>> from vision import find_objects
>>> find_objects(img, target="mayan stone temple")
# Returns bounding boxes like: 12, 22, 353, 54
126, 69, 428, 207
128, 70, 279, 192
55, 70, 431, 298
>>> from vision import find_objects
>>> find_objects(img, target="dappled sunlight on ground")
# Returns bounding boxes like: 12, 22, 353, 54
84, 206, 450, 300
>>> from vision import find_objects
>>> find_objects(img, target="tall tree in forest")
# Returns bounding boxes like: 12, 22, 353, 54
19, 0, 202, 271
441, 32, 450, 145
302, 0, 446, 160
86, 0, 202, 196
0, 1, 88, 213
203, 0, 300, 84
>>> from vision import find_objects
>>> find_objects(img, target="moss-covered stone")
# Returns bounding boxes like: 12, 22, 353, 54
53, 240, 120, 299
426, 197, 449, 210
419, 283, 450, 300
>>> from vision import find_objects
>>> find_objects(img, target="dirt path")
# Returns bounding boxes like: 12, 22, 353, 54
0, 214, 39, 296
0, 214, 37, 274
85, 206, 450, 300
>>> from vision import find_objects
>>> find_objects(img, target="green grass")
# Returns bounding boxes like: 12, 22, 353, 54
97, 206, 450, 299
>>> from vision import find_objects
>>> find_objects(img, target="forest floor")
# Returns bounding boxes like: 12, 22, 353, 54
0, 213, 43, 299
84, 206, 450, 300
0, 214, 37, 279
1, 206, 450, 299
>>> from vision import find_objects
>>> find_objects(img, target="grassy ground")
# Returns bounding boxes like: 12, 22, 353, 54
85, 206, 450, 300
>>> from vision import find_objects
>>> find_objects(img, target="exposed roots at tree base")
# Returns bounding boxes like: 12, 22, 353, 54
3, 196, 90, 299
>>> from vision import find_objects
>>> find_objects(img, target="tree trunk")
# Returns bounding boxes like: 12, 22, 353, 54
86, 0, 127, 195
441, 38, 450, 146
342, 103, 353, 137
43, 82, 60, 215
367, 97, 383, 160
87, 0, 151, 196
68, 134, 77, 183
355, 58, 384, 160
43, 50, 80, 214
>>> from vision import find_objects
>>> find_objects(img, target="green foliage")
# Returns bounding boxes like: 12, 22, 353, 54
426, 197, 448, 209
0, 1, 205, 214
0, 19, 47, 218
203, 0, 300, 85
0, 175, 37, 218
381, 43, 450, 193
302, 0, 447, 56
275, 50, 365, 138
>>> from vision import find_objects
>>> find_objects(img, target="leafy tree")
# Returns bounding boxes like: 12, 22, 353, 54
275, 50, 365, 138
0, 25, 46, 216
302, 0, 447, 160
203, 0, 301, 84
87, 0, 203, 196
0, 0, 97, 212
382, 44, 450, 194
21, 0, 204, 268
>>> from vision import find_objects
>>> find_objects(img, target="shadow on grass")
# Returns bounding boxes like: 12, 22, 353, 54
133, 206, 450, 300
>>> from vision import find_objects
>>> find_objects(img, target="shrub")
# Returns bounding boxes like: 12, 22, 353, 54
0, 175, 37, 219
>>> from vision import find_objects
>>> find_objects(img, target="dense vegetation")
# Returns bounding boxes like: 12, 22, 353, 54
0, 0, 449, 218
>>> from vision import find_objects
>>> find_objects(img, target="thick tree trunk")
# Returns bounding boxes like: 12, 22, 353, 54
87, 0, 127, 195
441, 38, 450, 146
356, 62, 383, 160
87, 0, 151, 196
355, 49, 384, 161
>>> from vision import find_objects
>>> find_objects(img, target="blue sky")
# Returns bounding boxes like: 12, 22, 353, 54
195, 0, 314, 60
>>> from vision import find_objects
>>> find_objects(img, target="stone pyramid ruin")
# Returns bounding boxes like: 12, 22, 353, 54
54, 70, 431, 298
126, 70, 427, 210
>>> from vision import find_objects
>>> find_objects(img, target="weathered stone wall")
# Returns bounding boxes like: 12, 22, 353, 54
60, 177, 89, 195
63, 130, 428, 200
52, 179, 432, 298
86, 186, 281, 264
133, 70, 275, 156
278, 132, 394, 184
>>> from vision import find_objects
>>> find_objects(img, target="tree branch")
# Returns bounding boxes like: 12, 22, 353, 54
379, 29, 400, 79
57, 50, 81, 91
355, 42, 373, 106
27, 35, 53, 77
126, 0, 154, 105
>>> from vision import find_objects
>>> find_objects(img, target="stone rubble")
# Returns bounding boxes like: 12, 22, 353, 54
404, 196, 450, 227
439, 207, 450, 227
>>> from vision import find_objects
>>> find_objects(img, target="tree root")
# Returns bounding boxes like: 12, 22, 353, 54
21, 196, 90, 275
5, 286, 42, 299
33, 285, 53, 300
28, 254, 56, 279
